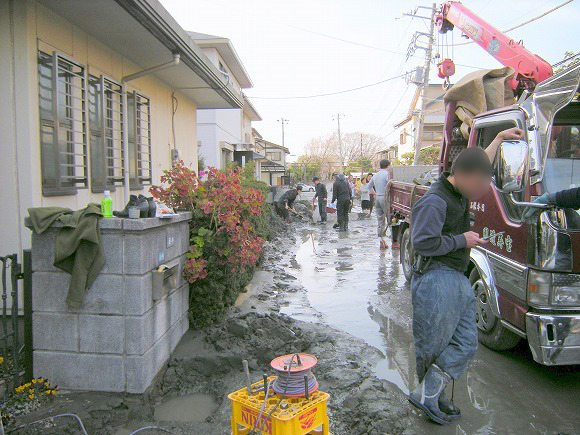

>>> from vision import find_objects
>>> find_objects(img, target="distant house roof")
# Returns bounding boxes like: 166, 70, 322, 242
256, 138, 290, 154
394, 84, 447, 128
188, 31, 253, 88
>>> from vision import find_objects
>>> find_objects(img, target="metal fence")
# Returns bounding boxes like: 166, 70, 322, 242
0, 251, 32, 399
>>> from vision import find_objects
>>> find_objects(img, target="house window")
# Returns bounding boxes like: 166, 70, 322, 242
88, 75, 124, 192
400, 129, 406, 144
127, 92, 152, 188
267, 152, 282, 161
38, 51, 88, 195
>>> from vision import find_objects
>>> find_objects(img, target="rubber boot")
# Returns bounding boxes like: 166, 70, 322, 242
408, 364, 452, 425
439, 395, 461, 419
113, 195, 138, 218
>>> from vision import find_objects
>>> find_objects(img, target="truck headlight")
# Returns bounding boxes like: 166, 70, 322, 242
528, 269, 551, 307
552, 274, 580, 306
528, 270, 580, 307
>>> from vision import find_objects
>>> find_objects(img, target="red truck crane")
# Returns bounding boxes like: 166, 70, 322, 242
388, 1, 580, 365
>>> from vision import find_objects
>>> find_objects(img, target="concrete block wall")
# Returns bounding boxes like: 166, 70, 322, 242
28, 212, 192, 393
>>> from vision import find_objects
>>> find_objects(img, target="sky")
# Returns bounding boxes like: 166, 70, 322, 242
160, 0, 579, 161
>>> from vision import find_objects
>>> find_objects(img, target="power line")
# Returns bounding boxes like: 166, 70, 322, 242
247, 73, 406, 100
447, 0, 573, 46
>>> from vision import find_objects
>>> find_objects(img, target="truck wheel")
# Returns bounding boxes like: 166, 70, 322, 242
469, 268, 521, 351
401, 228, 414, 282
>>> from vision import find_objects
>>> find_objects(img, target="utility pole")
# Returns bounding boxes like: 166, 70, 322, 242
278, 117, 289, 184
333, 114, 344, 173
405, 3, 436, 165
277, 117, 289, 148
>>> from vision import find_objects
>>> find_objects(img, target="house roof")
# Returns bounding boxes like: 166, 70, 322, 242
188, 31, 253, 88
394, 84, 447, 128
242, 94, 262, 121
38, 0, 242, 109
255, 139, 290, 154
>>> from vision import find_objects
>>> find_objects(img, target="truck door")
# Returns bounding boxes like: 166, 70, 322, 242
470, 109, 530, 331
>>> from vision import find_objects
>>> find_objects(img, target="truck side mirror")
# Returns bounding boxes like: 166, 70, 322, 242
493, 140, 528, 193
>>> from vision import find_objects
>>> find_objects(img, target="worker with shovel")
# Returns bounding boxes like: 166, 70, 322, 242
274, 185, 303, 223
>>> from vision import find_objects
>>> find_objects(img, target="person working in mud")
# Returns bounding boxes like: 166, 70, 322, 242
408, 127, 524, 426
311, 176, 328, 224
274, 185, 303, 223
367, 159, 391, 249
331, 173, 351, 231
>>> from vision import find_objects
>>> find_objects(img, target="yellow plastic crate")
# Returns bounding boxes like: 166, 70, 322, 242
229, 376, 330, 435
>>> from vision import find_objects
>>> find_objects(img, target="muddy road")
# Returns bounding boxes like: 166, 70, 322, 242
276, 196, 580, 434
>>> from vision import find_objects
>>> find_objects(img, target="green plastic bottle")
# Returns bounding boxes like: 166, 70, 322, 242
101, 190, 113, 218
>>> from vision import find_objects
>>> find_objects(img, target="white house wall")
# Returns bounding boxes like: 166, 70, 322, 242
0, 0, 199, 257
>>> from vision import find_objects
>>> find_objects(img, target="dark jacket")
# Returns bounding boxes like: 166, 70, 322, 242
27, 204, 105, 308
411, 173, 470, 272
548, 187, 580, 209
332, 179, 351, 203
278, 189, 298, 208
314, 183, 327, 200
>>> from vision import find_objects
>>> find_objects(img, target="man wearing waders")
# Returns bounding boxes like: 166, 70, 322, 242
367, 159, 391, 249
408, 128, 524, 425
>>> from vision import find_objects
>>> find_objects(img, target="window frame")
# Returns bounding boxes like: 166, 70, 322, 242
88, 74, 125, 192
38, 51, 88, 196
127, 91, 152, 189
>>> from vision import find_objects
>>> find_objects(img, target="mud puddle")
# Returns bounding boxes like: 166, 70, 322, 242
154, 393, 217, 422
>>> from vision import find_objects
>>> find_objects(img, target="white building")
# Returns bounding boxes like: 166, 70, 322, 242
190, 32, 263, 177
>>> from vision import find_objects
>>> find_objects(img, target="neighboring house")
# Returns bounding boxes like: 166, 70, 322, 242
0, 0, 243, 258
255, 137, 290, 186
190, 32, 264, 176
392, 84, 446, 158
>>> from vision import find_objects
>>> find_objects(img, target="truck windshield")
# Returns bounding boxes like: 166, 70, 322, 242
542, 124, 580, 194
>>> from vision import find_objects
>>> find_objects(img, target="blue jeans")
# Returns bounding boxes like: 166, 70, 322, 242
411, 262, 478, 381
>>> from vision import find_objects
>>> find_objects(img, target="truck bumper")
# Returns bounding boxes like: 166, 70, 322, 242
526, 312, 580, 365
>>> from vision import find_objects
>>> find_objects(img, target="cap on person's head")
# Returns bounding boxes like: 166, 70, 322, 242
380, 159, 391, 169
296, 185, 303, 191
332, 172, 338, 178
312, 176, 319, 182
451, 147, 493, 176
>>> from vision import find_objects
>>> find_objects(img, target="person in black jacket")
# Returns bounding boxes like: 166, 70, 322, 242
331, 173, 351, 231
311, 177, 328, 224
274, 185, 303, 223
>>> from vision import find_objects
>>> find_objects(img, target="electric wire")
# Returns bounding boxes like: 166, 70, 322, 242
7, 413, 89, 434
247, 74, 406, 100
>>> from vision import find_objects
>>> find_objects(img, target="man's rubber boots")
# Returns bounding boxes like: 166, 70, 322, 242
408, 364, 452, 425
439, 395, 461, 419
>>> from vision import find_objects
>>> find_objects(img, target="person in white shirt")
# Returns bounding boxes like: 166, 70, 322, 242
367, 159, 391, 249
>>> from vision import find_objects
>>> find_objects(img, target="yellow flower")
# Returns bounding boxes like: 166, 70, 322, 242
37, 377, 43, 383
44, 382, 50, 387
28, 394, 34, 399
29, 389, 34, 393
0, 357, 4, 363
24, 383, 31, 388
31, 379, 36, 384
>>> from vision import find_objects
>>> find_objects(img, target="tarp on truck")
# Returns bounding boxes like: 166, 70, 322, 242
445, 66, 516, 138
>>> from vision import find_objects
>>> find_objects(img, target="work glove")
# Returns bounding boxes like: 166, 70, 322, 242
523, 193, 550, 223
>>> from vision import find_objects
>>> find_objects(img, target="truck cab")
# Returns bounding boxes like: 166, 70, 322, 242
391, 64, 580, 365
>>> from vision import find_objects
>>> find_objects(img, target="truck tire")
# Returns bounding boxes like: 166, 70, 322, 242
469, 268, 521, 351
401, 228, 414, 282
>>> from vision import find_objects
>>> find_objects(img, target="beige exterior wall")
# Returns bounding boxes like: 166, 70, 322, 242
0, 1, 199, 257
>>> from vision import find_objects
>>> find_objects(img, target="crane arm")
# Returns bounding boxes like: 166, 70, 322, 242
435, 1, 553, 90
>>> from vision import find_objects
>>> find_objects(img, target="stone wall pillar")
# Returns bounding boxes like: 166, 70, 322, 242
27, 213, 192, 393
